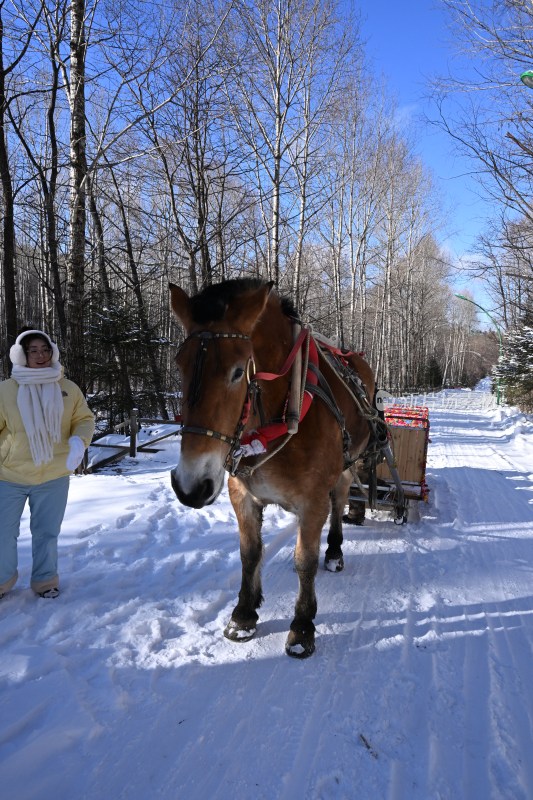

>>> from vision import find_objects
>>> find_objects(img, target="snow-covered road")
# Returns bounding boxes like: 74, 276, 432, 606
1, 388, 533, 799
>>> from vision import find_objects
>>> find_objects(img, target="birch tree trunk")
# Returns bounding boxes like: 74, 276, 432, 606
66, 0, 87, 388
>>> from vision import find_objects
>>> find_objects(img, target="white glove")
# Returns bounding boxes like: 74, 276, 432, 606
66, 435, 86, 472
239, 438, 267, 457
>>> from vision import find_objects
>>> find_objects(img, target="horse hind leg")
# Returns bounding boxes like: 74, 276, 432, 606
324, 469, 352, 572
224, 478, 264, 643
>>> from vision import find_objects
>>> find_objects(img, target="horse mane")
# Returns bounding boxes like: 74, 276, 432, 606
190, 278, 298, 324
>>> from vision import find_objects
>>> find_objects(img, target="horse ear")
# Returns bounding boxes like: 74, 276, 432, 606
169, 283, 193, 330
227, 281, 274, 334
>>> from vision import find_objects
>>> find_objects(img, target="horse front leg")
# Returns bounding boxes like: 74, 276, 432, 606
286, 499, 330, 659
324, 469, 352, 572
224, 477, 264, 643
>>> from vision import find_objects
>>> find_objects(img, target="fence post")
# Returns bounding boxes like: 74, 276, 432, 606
130, 408, 138, 457
80, 449, 89, 474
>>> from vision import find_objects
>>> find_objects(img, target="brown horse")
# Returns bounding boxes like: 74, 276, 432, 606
169, 278, 377, 657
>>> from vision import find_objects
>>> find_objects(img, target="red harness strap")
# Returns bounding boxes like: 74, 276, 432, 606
251, 327, 309, 382
316, 340, 364, 364
240, 331, 319, 450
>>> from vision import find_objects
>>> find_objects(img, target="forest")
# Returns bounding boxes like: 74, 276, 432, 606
1, 0, 529, 429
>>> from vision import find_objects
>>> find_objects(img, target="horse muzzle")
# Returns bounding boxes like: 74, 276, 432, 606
170, 466, 223, 509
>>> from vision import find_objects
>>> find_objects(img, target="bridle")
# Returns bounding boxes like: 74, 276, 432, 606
176, 330, 255, 467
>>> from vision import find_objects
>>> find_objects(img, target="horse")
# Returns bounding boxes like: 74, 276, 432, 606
169, 277, 379, 658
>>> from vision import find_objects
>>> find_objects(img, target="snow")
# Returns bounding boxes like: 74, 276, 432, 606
2, 386, 533, 799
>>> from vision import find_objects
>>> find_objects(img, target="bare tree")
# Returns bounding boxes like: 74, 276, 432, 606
6, 0, 70, 340
320, 80, 391, 351
287, 3, 357, 310
436, 0, 533, 325
0, 0, 42, 363
224, 0, 349, 287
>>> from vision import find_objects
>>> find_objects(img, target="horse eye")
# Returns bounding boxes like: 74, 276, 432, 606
231, 366, 245, 383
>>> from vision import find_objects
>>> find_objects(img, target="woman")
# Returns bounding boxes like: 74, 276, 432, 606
0, 329, 95, 599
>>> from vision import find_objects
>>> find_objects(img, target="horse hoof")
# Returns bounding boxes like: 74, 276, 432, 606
224, 619, 256, 642
342, 515, 364, 525
285, 630, 315, 658
324, 555, 344, 572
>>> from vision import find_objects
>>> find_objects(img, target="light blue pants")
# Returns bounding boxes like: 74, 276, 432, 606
0, 477, 69, 594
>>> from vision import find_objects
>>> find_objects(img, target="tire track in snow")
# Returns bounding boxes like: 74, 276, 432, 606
422, 402, 533, 799
483, 604, 533, 800
462, 614, 491, 800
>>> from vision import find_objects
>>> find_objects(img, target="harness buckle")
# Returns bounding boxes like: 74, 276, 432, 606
226, 446, 244, 476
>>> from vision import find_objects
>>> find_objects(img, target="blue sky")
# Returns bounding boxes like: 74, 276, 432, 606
355, 0, 496, 304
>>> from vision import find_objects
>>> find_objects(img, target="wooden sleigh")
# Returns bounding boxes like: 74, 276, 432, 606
348, 403, 430, 524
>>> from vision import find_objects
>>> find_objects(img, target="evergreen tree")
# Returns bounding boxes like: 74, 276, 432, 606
493, 314, 533, 410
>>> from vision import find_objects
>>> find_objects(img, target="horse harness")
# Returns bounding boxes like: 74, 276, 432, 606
176, 325, 386, 478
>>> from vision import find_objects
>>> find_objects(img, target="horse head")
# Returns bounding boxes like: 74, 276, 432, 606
169, 279, 273, 508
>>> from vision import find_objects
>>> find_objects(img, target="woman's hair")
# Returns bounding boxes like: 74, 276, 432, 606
20, 333, 51, 353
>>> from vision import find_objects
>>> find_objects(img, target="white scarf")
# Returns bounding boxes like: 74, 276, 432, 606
11, 363, 64, 466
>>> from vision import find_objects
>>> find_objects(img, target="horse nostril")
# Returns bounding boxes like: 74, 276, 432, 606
195, 479, 215, 507
170, 472, 181, 496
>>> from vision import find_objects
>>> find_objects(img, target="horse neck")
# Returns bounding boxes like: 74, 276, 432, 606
252, 300, 294, 376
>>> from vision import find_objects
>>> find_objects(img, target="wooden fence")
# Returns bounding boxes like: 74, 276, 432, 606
86, 409, 182, 472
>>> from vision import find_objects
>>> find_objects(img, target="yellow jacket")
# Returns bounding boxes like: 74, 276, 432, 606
0, 376, 95, 485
